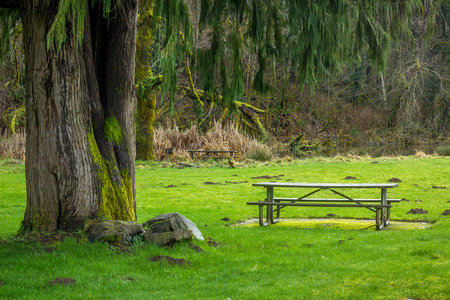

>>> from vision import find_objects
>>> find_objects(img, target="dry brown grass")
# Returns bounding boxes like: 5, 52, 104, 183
153, 122, 271, 161
0, 130, 25, 160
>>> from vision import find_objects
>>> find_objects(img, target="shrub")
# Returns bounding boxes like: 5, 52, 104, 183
153, 122, 272, 161
245, 141, 273, 162
435, 145, 450, 156
0, 130, 25, 160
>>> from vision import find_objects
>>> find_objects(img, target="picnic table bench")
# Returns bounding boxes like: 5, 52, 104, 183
247, 182, 400, 230
188, 150, 237, 159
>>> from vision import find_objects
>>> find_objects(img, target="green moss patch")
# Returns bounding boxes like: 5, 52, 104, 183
88, 127, 134, 221
104, 117, 123, 145
240, 218, 430, 231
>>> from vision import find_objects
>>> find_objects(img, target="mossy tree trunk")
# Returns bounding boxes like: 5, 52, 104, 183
19, 0, 137, 231
135, 1, 157, 161
136, 95, 156, 160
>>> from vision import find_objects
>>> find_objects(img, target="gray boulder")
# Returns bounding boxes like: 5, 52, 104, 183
88, 220, 144, 245
144, 229, 193, 246
142, 213, 204, 246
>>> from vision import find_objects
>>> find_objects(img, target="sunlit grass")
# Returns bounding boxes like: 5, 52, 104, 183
0, 156, 449, 299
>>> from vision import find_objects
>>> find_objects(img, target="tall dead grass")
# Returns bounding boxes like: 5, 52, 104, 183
0, 130, 25, 160
0, 125, 271, 162
153, 122, 272, 161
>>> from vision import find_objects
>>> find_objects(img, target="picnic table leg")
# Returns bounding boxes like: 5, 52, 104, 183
381, 188, 388, 226
266, 186, 278, 224
275, 200, 281, 221
259, 204, 268, 226
376, 208, 383, 230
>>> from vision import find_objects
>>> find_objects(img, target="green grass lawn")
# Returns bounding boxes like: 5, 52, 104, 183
0, 156, 449, 299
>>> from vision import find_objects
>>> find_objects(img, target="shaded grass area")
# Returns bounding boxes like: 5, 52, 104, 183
0, 157, 449, 299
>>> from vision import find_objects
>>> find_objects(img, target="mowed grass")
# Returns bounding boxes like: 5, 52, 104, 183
0, 157, 449, 299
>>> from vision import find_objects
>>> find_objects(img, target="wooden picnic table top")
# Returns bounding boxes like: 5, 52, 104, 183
252, 182, 399, 189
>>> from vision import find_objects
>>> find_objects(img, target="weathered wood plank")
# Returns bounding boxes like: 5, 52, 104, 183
247, 202, 392, 208
252, 182, 399, 189
271, 198, 402, 203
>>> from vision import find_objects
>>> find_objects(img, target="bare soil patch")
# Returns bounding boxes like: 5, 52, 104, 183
407, 208, 428, 214
149, 255, 190, 266
47, 278, 76, 286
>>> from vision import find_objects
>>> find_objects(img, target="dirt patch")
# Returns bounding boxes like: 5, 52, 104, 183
441, 210, 450, 216
388, 178, 402, 182
47, 278, 76, 286
338, 238, 354, 244
252, 174, 285, 180
407, 208, 428, 214
0, 281, 3, 286
204, 182, 220, 185
371, 161, 380, 164
207, 237, 222, 247
225, 181, 249, 184
121, 277, 135, 281
149, 255, 190, 266
43, 246, 55, 253
221, 217, 230, 221
23, 231, 82, 246
432, 186, 447, 189
327, 214, 336, 217
238, 218, 430, 230
188, 243, 205, 252
344, 176, 356, 180
165, 184, 177, 188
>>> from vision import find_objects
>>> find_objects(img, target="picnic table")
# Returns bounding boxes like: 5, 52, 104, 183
188, 150, 236, 159
247, 182, 400, 230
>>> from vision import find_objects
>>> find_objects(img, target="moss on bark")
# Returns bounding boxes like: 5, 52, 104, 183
88, 127, 135, 221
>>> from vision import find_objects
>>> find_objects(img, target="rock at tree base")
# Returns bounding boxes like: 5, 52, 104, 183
143, 212, 204, 240
144, 229, 193, 246
88, 220, 144, 244
142, 213, 204, 246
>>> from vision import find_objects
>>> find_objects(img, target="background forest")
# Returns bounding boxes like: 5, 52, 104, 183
0, 1, 449, 160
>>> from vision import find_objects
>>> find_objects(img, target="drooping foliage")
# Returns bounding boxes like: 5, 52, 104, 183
151, 0, 442, 113
0, 8, 19, 59
1, 0, 441, 114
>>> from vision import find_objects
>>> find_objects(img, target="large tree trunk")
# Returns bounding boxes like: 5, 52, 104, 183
20, 0, 138, 231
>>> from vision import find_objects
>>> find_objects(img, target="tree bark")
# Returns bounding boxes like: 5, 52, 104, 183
20, 0, 138, 231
